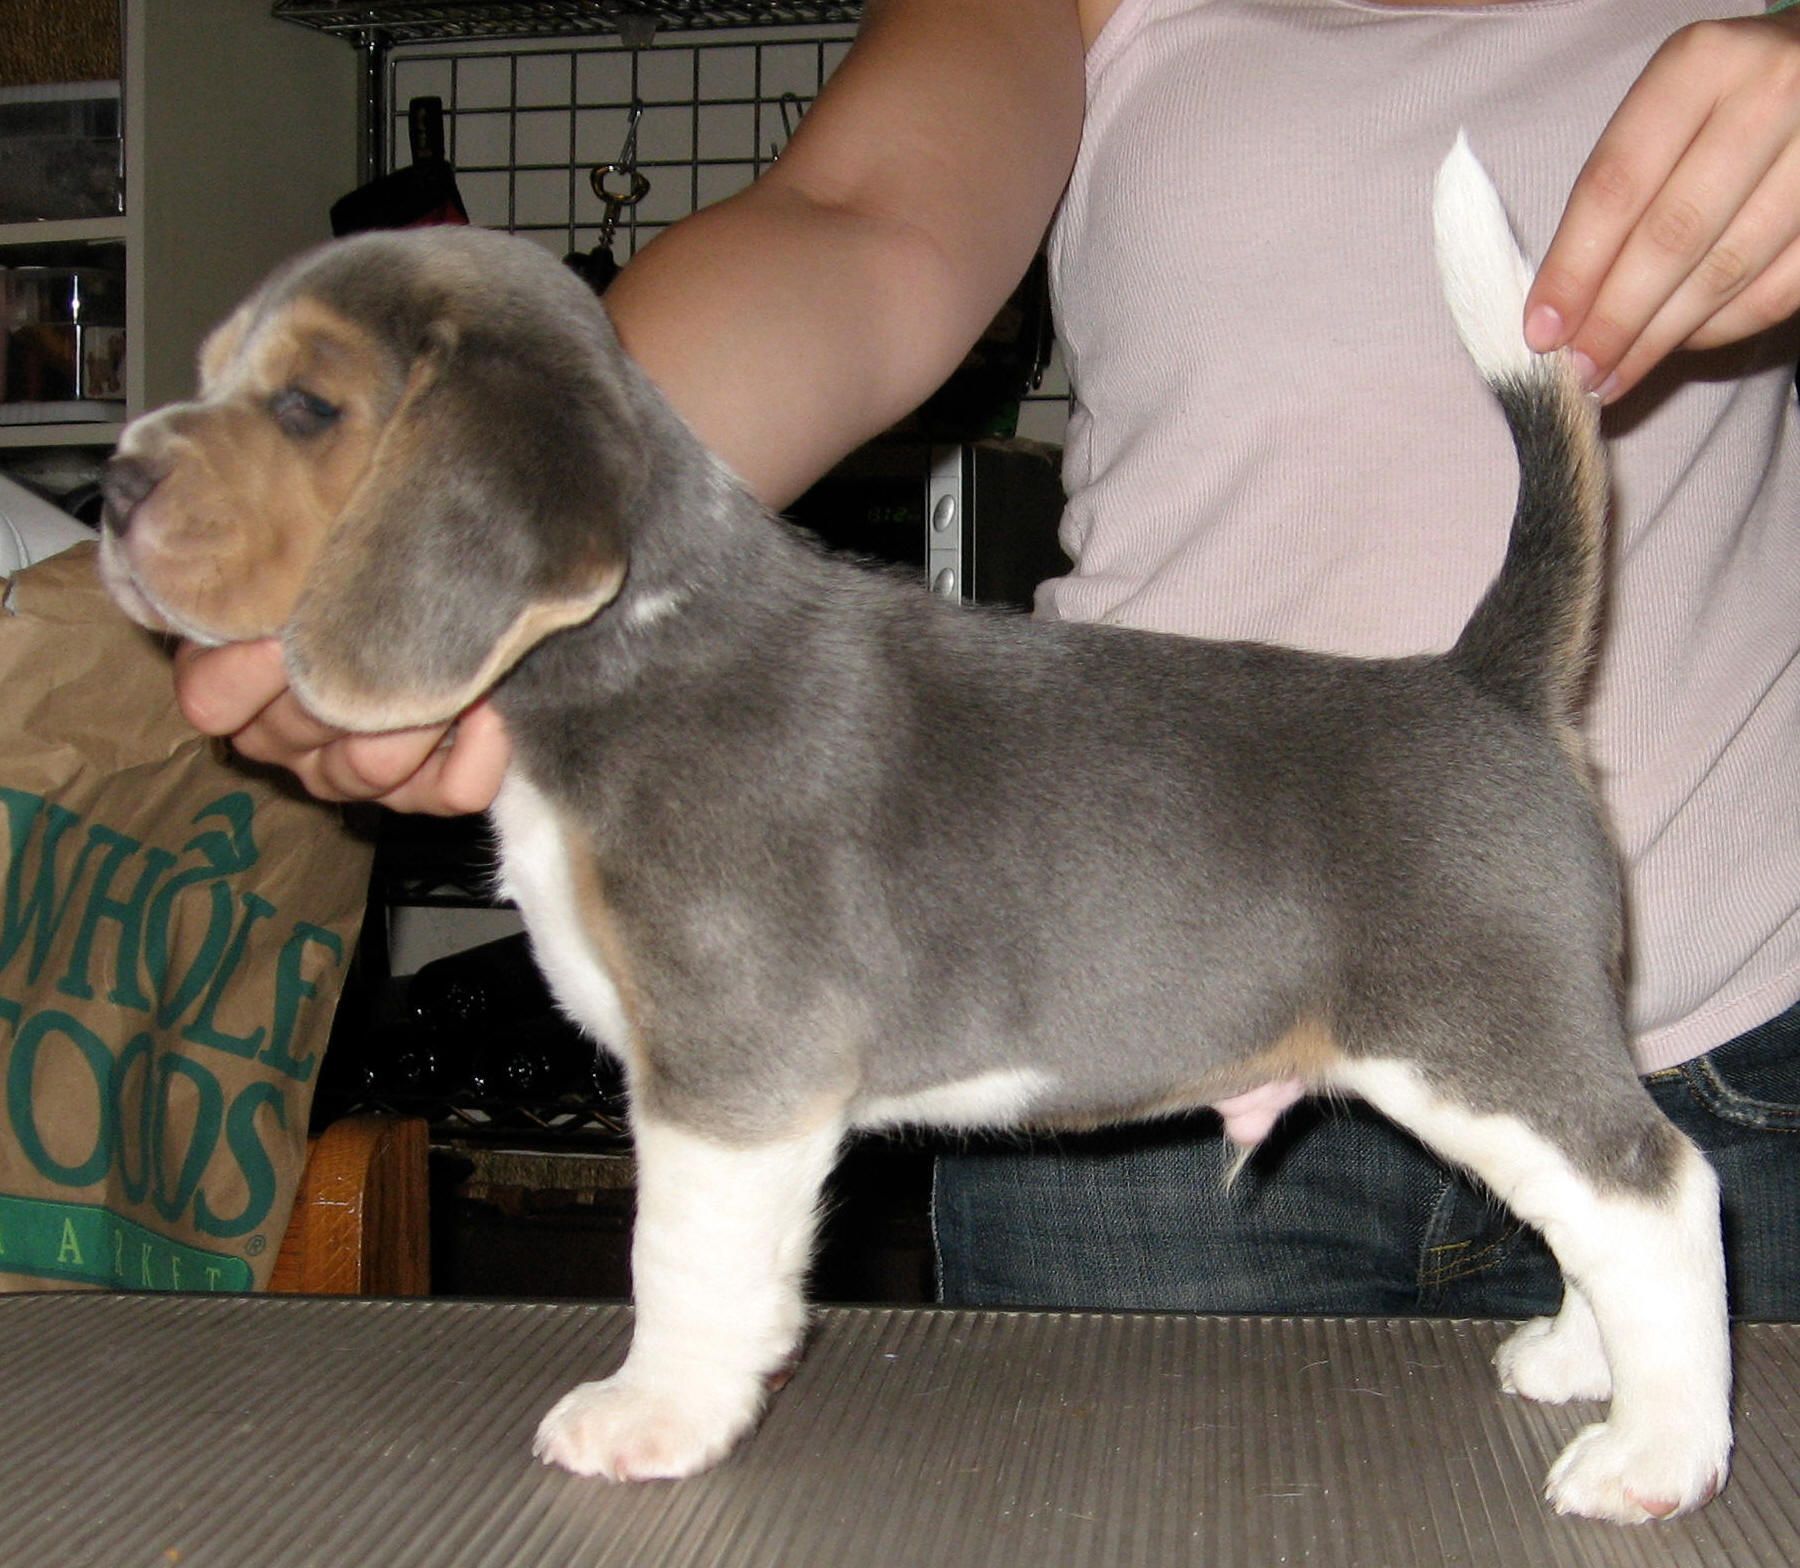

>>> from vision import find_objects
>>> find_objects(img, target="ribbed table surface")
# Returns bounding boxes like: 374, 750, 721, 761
2, 1294, 1794, 1567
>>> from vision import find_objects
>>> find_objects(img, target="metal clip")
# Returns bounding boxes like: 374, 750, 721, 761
591, 101, 651, 251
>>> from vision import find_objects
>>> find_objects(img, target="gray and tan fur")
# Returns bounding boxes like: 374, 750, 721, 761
98, 136, 1729, 1524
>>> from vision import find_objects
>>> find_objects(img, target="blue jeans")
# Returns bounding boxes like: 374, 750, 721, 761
933, 998, 1800, 1319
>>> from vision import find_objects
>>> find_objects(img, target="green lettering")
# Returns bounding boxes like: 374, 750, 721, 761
111, 1031, 155, 1206
0, 1195, 251, 1290
182, 891, 275, 1058
260, 923, 343, 1083
183, 793, 259, 876
149, 1052, 223, 1224
6, 1008, 113, 1187
58, 831, 175, 1009
0, 790, 91, 986
146, 878, 235, 1030
142, 793, 261, 1031
144, 793, 261, 1031
195, 1080, 283, 1239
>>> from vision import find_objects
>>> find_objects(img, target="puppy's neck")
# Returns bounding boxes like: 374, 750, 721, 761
498, 392, 818, 709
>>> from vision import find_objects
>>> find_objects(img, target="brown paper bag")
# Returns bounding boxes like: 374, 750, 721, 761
0, 543, 372, 1290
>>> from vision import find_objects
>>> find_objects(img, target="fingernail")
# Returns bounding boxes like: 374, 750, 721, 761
1524, 303, 1563, 353
1592, 372, 1620, 404
1569, 349, 1602, 392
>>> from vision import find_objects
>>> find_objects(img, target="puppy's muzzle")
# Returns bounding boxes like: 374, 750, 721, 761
100, 453, 164, 538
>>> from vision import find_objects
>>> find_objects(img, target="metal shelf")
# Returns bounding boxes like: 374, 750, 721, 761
273, 1, 863, 46
0, 422, 123, 450
0, 218, 129, 249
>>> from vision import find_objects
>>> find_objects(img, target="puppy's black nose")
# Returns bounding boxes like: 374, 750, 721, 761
100, 454, 160, 536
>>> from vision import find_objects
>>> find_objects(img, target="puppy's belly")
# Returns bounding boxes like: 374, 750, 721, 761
853, 1069, 1054, 1133
853, 1069, 1309, 1144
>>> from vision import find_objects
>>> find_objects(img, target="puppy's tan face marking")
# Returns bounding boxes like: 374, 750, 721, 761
106, 296, 403, 645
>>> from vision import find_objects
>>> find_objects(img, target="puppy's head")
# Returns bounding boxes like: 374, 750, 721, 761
99, 227, 639, 730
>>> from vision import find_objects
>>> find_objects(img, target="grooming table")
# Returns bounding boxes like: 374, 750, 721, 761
3, 1295, 1794, 1567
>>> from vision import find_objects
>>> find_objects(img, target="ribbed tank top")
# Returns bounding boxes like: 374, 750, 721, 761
1040, 0, 1800, 1069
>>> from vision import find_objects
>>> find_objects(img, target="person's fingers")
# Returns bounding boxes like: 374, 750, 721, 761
301, 704, 510, 815
224, 686, 358, 768
1602, 151, 1800, 396
171, 638, 291, 736
172, 639, 476, 809
1682, 233, 1800, 351
308, 724, 455, 804
412, 700, 512, 816
1524, 27, 1721, 355
170, 644, 510, 815
339, 704, 509, 815
1525, 14, 1800, 400
1566, 123, 1800, 399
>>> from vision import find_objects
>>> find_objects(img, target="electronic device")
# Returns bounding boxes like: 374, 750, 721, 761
787, 438, 1069, 610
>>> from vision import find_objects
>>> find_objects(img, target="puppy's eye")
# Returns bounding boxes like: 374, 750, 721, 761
269, 387, 342, 438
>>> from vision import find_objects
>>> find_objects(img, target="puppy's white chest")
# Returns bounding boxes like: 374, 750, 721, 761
489, 772, 631, 1060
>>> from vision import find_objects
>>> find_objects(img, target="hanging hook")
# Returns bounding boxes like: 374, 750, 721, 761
767, 91, 805, 163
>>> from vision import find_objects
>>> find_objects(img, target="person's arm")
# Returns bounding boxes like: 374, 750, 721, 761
1524, 9, 1800, 403
172, 0, 1087, 813
609, 0, 1087, 505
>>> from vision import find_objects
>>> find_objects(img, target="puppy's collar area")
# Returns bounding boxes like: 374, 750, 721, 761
622, 585, 690, 631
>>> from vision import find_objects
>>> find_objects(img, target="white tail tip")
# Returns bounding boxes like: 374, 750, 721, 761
1434, 132, 1538, 383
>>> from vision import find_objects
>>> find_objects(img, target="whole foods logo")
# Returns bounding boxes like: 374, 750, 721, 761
0, 788, 348, 1289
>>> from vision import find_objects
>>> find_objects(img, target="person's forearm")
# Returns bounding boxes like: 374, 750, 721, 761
603, 191, 997, 508
601, 0, 1086, 509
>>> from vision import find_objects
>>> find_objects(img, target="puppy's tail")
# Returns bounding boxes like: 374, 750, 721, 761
1434, 133, 1607, 728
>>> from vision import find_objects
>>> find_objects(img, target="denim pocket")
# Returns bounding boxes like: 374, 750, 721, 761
1660, 1001, 1800, 1133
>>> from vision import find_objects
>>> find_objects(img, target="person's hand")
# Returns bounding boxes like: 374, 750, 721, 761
1525, 10, 1800, 404
173, 639, 510, 815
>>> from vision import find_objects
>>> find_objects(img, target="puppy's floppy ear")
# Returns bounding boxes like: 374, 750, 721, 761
284, 315, 634, 731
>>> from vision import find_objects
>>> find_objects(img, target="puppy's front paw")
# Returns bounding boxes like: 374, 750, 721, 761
533, 1371, 764, 1482
1496, 1314, 1611, 1404
1545, 1419, 1729, 1523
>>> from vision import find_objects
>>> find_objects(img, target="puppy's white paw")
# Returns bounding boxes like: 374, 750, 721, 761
532, 1372, 763, 1482
1545, 1419, 1729, 1523
1496, 1314, 1612, 1404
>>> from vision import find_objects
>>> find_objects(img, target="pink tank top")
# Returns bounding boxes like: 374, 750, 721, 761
1041, 0, 1800, 1071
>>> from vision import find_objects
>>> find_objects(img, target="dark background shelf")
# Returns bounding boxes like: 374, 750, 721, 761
273, 1, 864, 46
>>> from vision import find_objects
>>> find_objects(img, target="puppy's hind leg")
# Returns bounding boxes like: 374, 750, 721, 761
534, 1110, 845, 1481
1496, 1276, 1611, 1404
1533, 1136, 1730, 1523
1336, 1058, 1730, 1524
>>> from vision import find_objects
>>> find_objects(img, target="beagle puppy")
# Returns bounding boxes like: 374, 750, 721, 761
98, 139, 1729, 1524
